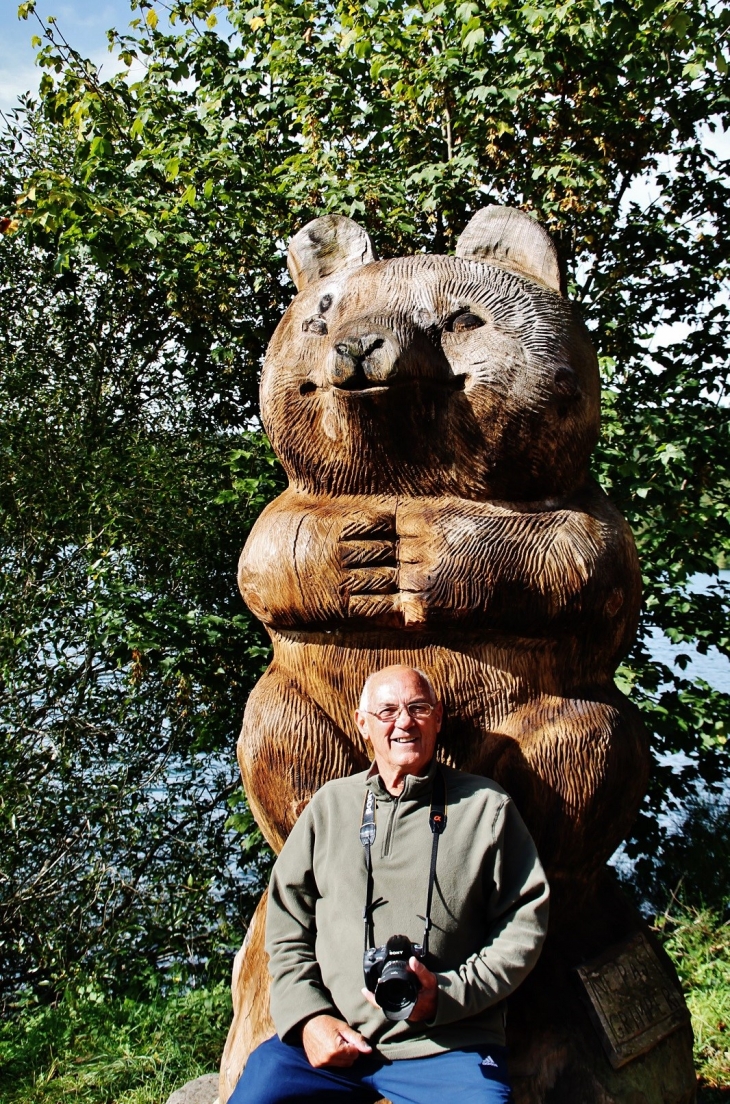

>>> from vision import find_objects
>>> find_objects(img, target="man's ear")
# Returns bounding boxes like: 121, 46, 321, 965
287, 214, 376, 291
455, 206, 565, 295
354, 710, 370, 740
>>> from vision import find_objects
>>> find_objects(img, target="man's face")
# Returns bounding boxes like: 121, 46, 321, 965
355, 667, 443, 781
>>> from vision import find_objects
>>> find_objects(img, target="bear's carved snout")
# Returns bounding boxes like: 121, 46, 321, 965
327, 321, 457, 393
330, 331, 395, 389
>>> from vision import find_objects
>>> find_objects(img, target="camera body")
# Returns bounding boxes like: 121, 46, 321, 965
363, 934, 424, 1021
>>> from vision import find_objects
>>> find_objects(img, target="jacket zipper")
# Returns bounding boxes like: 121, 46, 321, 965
381, 795, 399, 858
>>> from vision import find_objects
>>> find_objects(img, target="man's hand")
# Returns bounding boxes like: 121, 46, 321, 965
301, 1013, 372, 1068
361, 956, 439, 1023
406, 956, 439, 1021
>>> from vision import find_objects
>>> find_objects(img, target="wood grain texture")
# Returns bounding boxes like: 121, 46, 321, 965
287, 214, 376, 291
220, 208, 694, 1103
455, 206, 565, 295
219, 892, 274, 1104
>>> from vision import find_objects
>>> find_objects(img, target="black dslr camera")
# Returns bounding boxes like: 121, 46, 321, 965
363, 934, 424, 1021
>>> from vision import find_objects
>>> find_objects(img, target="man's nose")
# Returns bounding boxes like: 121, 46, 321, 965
393, 704, 416, 727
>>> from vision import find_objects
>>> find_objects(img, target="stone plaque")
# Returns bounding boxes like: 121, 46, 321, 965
576, 931, 691, 1068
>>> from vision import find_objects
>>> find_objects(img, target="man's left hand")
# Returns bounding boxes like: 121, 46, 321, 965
361, 955, 438, 1023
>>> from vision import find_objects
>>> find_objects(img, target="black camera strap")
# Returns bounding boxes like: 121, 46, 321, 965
359, 789, 379, 954
359, 768, 447, 956
423, 769, 447, 956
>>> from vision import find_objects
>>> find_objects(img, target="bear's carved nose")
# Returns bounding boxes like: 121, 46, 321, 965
334, 334, 384, 362
330, 332, 397, 388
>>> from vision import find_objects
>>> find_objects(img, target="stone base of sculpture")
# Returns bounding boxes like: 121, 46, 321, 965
166, 1074, 219, 1104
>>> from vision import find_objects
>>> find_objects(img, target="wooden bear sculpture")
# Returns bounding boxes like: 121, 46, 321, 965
220, 209, 696, 1103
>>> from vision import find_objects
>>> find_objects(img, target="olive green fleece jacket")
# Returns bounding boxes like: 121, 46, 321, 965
265, 760, 549, 1059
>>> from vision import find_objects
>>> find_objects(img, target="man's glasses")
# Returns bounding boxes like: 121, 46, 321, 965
364, 702, 435, 723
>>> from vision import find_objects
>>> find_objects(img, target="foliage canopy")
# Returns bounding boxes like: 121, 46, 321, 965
1, 0, 729, 998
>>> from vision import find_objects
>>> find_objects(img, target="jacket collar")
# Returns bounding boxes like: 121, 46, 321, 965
365, 755, 438, 800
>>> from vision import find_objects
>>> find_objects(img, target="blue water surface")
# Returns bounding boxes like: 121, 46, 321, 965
644, 571, 730, 693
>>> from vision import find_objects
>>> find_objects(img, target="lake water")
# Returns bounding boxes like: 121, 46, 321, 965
644, 571, 730, 693
609, 571, 730, 882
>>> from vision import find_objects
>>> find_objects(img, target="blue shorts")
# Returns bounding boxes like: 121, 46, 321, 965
229, 1034, 514, 1104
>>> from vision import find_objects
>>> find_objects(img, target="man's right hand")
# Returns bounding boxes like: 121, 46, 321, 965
301, 1013, 372, 1068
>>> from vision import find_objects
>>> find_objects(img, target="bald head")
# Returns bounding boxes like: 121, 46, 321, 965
358, 665, 437, 713
355, 666, 443, 792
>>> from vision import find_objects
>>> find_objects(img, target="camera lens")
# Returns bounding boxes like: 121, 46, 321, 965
374, 935, 420, 1021
375, 967, 420, 1020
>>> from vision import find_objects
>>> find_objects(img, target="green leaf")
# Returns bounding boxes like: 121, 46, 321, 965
463, 26, 485, 51
456, 2, 478, 22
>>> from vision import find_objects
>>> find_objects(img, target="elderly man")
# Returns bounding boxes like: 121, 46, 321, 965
231, 665, 549, 1104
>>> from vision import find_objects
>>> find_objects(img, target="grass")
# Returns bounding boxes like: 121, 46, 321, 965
1, 906, 728, 1103
657, 906, 730, 1100
0, 982, 230, 1104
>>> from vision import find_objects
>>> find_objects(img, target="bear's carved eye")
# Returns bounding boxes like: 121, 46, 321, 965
446, 311, 485, 333
302, 317, 328, 336
553, 365, 579, 399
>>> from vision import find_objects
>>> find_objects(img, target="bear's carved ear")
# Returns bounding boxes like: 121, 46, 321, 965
287, 215, 376, 291
455, 206, 565, 295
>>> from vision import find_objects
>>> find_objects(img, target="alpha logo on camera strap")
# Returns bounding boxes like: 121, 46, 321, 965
359, 770, 447, 956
